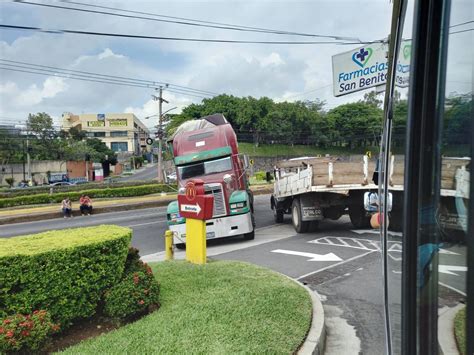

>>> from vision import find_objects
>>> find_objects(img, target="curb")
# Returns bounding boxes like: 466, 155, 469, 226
0, 198, 174, 225
0, 188, 272, 225
297, 283, 327, 355
438, 304, 465, 355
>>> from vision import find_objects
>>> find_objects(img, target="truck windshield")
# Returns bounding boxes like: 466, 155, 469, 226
178, 156, 232, 180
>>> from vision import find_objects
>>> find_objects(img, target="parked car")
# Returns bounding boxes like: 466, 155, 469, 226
50, 181, 76, 187
167, 172, 177, 183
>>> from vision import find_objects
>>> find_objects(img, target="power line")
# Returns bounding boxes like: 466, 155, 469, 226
0, 59, 218, 96
13, 0, 366, 43
450, 20, 474, 28
0, 66, 212, 99
449, 28, 474, 35
284, 84, 333, 100
0, 24, 374, 45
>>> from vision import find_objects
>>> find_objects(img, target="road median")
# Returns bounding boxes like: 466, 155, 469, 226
0, 185, 272, 225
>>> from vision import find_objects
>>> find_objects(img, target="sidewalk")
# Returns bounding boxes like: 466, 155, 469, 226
0, 184, 272, 225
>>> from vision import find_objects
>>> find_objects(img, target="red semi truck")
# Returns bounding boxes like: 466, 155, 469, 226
166, 114, 255, 248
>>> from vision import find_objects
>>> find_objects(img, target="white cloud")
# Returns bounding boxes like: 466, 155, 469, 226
0, 0, 470, 126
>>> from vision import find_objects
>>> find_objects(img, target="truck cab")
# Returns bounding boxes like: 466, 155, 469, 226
166, 114, 255, 247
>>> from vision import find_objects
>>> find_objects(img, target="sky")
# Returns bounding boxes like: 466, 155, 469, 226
0, 0, 471, 131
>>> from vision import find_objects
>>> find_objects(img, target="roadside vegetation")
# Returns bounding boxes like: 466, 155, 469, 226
0, 226, 160, 353
0, 180, 175, 199
61, 260, 312, 354
454, 307, 466, 355
0, 184, 176, 208
239, 142, 380, 157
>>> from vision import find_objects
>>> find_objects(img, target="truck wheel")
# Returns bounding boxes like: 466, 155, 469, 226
243, 230, 255, 240
349, 205, 370, 228
244, 210, 256, 240
291, 199, 310, 233
273, 207, 284, 223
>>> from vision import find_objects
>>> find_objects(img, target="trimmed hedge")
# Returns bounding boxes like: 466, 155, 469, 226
0, 180, 176, 199
0, 225, 132, 328
0, 184, 176, 208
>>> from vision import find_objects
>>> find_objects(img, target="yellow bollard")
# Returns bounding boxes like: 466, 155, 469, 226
165, 230, 174, 261
185, 218, 207, 265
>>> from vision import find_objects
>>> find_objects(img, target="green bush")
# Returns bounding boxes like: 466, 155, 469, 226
0, 225, 132, 328
254, 171, 266, 181
0, 184, 176, 208
0, 181, 178, 198
103, 248, 160, 319
0, 310, 60, 352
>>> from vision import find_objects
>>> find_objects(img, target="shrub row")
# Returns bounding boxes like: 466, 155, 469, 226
0, 180, 177, 198
0, 184, 176, 208
0, 225, 132, 328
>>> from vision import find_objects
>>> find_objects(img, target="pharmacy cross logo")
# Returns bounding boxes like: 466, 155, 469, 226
403, 44, 411, 60
352, 47, 373, 68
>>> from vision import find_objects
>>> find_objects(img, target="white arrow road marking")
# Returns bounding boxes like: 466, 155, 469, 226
351, 229, 403, 237
180, 203, 202, 214
439, 265, 467, 276
439, 248, 460, 255
271, 249, 342, 261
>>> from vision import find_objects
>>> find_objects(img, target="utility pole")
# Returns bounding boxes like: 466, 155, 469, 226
152, 85, 169, 183
26, 120, 31, 182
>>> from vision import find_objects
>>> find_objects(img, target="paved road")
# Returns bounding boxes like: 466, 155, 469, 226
211, 216, 467, 355
0, 194, 275, 256
3, 197, 466, 354
120, 164, 159, 181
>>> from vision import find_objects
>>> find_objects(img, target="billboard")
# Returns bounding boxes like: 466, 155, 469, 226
332, 41, 411, 97
332, 43, 389, 97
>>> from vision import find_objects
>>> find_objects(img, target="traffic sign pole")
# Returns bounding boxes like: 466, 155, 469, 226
177, 179, 214, 265
185, 218, 207, 264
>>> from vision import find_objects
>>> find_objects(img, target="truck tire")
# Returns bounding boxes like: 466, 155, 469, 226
243, 230, 255, 240
349, 205, 371, 228
273, 207, 284, 223
244, 209, 256, 240
291, 198, 310, 233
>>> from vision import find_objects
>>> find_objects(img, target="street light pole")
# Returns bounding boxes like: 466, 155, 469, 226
26, 121, 31, 182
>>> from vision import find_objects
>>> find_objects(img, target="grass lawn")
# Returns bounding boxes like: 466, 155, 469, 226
60, 260, 312, 354
239, 142, 379, 157
454, 307, 466, 355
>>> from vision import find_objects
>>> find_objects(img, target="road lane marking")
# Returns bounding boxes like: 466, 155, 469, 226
296, 250, 377, 281
272, 249, 342, 261
351, 229, 403, 237
125, 220, 167, 228
439, 265, 468, 276
438, 282, 467, 296
439, 248, 460, 255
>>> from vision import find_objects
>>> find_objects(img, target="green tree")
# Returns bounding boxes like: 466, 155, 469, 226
326, 102, 383, 148
361, 90, 383, 108
85, 138, 117, 163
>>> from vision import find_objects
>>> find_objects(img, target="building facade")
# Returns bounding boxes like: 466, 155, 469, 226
61, 112, 151, 155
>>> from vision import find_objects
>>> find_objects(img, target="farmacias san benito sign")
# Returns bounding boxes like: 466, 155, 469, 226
332, 42, 410, 97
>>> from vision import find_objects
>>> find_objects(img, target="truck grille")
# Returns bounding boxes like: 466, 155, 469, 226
204, 183, 226, 217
